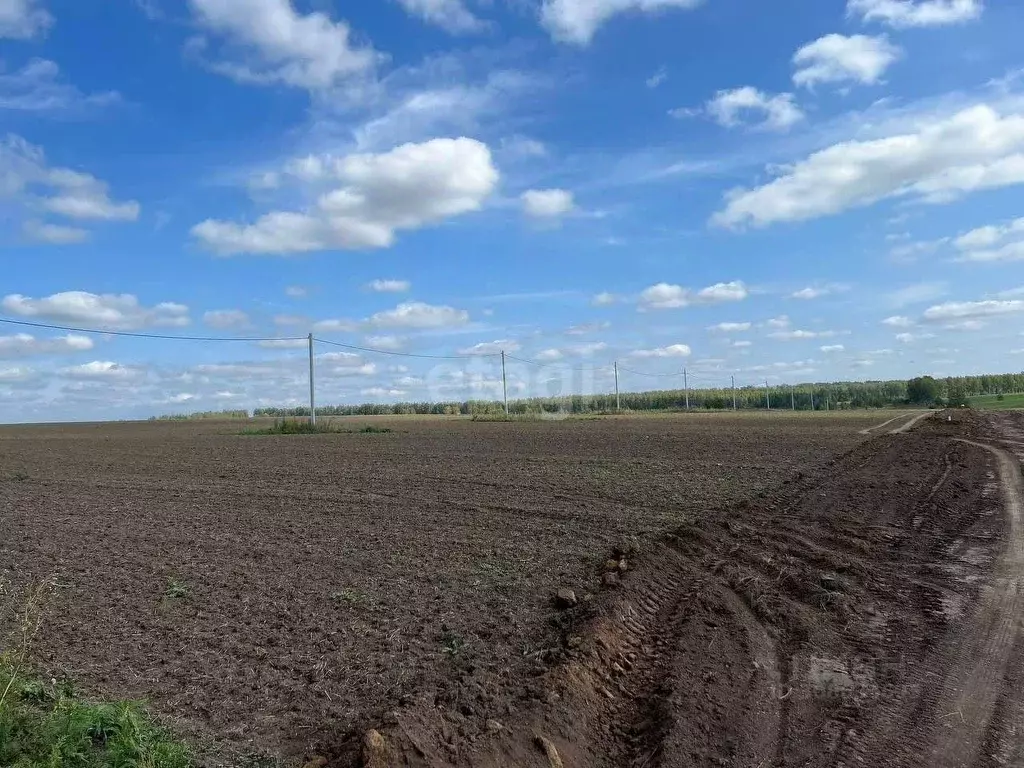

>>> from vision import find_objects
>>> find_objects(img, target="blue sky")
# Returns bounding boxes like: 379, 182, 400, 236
2, 0, 1024, 420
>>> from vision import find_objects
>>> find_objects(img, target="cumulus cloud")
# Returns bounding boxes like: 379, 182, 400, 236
395, 0, 484, 33
848, 0, 983, 28
312, 318, 357, 333
709, 322, 752, 332
521, 188, 575, 218
683, 86, 803, 131
187, 0, 379, 90
367, 279, 411, 293
257, 338, 307, 349
364, 335, 405, 351
883, 315, 915, 327
0, 332, 92, 358
922, 299, 1024, 322
592, 292, 618, 307
193, 138, 498, 254
458, 339, 520, 356
791, 286, 830, 300
0, 0, 51, 39
368, 301, 469, 329
769, 329, 842, 340
0, 58, 120, 114
203, 309, 250, 329
61, 361, 141, 380
639, 281, 748, 311
954, 216, 1024, 262
22, 220, 89, 244
540, 0, 703, 45
1, 135, 139, 231
2, 291, 189, 330
712, 106, 1024, 228
821, 344, 846, 353
793, 34, 901, 89
284, 285, 307, 298
630, 343, 692, 358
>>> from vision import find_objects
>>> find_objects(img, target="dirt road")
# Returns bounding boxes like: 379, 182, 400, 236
371, 410, 1024, 768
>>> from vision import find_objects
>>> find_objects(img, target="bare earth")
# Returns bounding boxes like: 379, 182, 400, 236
5, 410, 1024, 768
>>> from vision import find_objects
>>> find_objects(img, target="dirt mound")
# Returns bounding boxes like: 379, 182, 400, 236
361, 410, 1023, 767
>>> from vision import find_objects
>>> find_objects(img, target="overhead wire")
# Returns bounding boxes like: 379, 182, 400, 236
0, 316, 304, 342
314, 336, 488, 361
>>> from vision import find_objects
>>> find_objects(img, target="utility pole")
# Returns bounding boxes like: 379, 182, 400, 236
791, 385, 796, 411
308, 332, 316, 426
731, 375, 737, 411
811, 391, 816, 411
684, 367, 690, 410
501, 350, 508, 415
614, 362, 620, 412
766, 380, 771, 411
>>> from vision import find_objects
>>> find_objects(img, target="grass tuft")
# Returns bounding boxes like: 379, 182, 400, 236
241, 419, 393, 435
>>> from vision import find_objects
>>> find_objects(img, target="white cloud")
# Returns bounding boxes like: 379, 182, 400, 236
187, 0, 379, 90
896, 331, 936, 343
639, 281, 748, 311
709, 321, 752, 332
567, 342, 608, 356
361, 386, 408, 398
0, 0, 51, 38
2, 292, 189, 330
368, 301, 469, 329
769, 329, 841, 340
274, 314, 307, 327
630, 343, 692, 358
793, 34, 901, 89
700, 87, 804, 131
0, 333, 92, 358
766, 315, 791, 329
791, 287, 827, 300
540, 0, 703, 45
203, 309, 250, 329
0, 58, 119, 113
22, 220, 89, 244
732, 340, 753, 348
284, 285, 307, 298
848, 0, 983, 28
713, 106, 1024, 228
0, 135, 139, 228
395, 0, 484, 33
458, 339, 520, 356
566, 321, 610, 335
61, 361, 140, 380
820, 344, 846, 353
923, 299, 1024, 322
312, 318, 357, 333
537, 348, 563, 361
882, 315, 915, 327
646, 66, 667, 89
367, 279, 411, 293
521, 188, 575, 218
592, 292, 618, 307
364, 335, 405, 351
954, 217, 1024, 262
193, 138, 498, 254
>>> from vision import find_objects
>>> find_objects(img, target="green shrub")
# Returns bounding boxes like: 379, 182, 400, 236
0, 663, 190, 768
241, 419, 392, 435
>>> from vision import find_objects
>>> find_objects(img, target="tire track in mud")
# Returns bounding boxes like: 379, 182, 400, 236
859, 412, 915, 435
891, 411, 934, 434
916, 439, 1024, 768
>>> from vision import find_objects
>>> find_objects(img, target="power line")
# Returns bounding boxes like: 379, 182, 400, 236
314, 336, 486, 360
505, 353, 612, 372
0, 316, 303, 343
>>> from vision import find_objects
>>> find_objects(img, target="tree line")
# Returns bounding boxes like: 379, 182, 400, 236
237, 373, 1022, 419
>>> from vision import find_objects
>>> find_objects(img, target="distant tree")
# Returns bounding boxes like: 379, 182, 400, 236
907, 376, 941, 405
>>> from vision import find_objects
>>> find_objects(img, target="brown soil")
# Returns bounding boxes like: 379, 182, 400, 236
0, 412, 884, 764
368, 409, 1024, 768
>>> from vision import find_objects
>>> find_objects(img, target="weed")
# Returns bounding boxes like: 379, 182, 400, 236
164, 578, 189, 600
241, 419, 393, 435
330, 588, 366, 605
441, 629, 465, 657
9, 472, 28, 482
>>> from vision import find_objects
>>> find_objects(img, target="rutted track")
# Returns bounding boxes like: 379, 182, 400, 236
372, 410, 1024, 768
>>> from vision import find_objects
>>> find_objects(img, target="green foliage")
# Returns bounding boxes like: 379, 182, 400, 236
163, 579, 188, 600
907, 376, 942, 405
330, 588, 366, 604
241, 419, 392, 435
969, 393, 1024, 410
440, 630, 465, 657
9, 472, 28, 482
0, 661, 190, 768
151, 410, 249, 421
